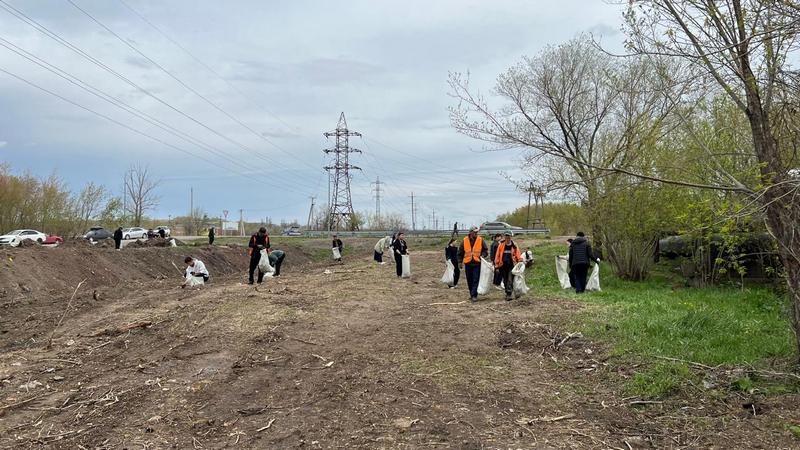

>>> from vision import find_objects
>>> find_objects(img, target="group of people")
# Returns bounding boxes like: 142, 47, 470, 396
372, 232, 409, 277
445, 227, 525, 302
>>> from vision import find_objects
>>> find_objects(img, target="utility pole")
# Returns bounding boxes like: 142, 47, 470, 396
525, 181, 533, 229
410, 192, 416, 231
431, 208, 436, 231
306, 196, 316, 230
324, 112, 362, 231
371, 177, 383, 227
239, 209, 244, 237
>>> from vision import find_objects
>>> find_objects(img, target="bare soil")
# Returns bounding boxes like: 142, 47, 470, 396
1, 240, 798, 448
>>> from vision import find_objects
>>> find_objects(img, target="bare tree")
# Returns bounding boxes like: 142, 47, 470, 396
124, 164, 160, 226
71, 182, 107, 236
619, 0, 800, 358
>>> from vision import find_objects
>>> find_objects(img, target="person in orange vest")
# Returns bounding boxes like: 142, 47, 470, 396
495, 231, 523, 301
457, 226, 488, 302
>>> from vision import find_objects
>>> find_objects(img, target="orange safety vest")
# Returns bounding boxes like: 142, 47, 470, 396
463, 236, 483, 264
494, 241, 522, 269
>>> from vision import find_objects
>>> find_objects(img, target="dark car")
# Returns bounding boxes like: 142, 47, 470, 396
282, 226, 302, 236
84, 227, 113, 240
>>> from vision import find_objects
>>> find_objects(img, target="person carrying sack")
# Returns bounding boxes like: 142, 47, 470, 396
392, 232, 408, 277
182, 256, 209, 288
332, 234, 343, 262
248, 227, 271, 284
444, 238, 460, 288
495, 231, 523, 301
568, 231, 597, 293
458, 227, 488, 302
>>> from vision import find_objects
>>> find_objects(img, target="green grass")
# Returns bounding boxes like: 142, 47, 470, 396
526, 242, 796, 397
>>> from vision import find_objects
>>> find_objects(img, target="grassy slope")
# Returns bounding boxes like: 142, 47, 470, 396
526, 241, 795, 397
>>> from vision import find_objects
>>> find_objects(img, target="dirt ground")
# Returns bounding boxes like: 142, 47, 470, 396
1, 239, 799, 449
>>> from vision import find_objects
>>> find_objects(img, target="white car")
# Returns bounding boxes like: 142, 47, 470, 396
122, 227, 148, 240
156, 226, 171, 237
0, 229, 48, 246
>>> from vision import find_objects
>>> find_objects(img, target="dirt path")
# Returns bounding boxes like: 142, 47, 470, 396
1, 249, 796, 448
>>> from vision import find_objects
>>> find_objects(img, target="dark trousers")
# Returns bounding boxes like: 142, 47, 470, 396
452, 263, 461, 287
493, 270, 502, 286
572, 264, 589, 293
249, 252, 266, 283
395, 252, 403, 277
374, 251, 383, 263
114, 239, 121, 249
190, 273, 210, 282
465, 263, 480, 298
499, 265, 513, 297
209, 235, 214, 245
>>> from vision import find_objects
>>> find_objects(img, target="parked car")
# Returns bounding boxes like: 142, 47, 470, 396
282, 226, 302, 236
84, 227, 113, 241
0, 229, 48, 246
42, 235, 64, 245
122, 227, 148, 240
147, 229, 158, 239
156, 226, 171, 237
479, 221, 523, 232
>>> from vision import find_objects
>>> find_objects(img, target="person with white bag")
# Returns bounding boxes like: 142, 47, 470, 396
332, 234, 343, 262
392, 232, 409, 277
494, 231, 523, 301
441, 238, 460, 288
457, 227, 488, 302
568, 231, 598, 293
248, 227, 271, 285
182, 256, 209, 288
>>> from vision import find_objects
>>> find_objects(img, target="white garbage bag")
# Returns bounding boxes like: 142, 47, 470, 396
401, 254, 412, 277
185, 273, 204, 288
257, 249, 274, 274
555, 255, 572, 290
169, 238, 177, 247
511, 262, 529, 296
332, 247, 341, 260
401, 255, 411, 278
586, 263, 601, 291
477, 257, 494, 296
440, 260, 455, 286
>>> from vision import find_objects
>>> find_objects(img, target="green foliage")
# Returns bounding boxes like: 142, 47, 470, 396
628, 362, 693, 398
528, 243, 793, 364
497, 202, 588, 235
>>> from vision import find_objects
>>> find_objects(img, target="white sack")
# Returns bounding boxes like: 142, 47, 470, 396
332, 247, 341, 260
440, 260, 455, 286
511, 262, 530, 296
169, 238, 177, 247
258, 249, 274, 274
185, 273, 204, 287
555, 255, 572, 290
587, 263, 601, 291
401, 255, 411, 278
477, 257, 494, 296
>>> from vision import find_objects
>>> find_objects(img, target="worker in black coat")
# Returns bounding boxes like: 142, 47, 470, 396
113, 227, 123, 250
248, 227, 271, 284
568, 232, 597, 293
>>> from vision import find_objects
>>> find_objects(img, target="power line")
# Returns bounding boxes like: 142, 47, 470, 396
66, 0, 319, 173
0, 37, 304, 191
0, 0, 318, 192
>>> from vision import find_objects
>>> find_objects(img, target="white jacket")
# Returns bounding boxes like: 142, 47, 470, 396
374, 236, 391, 253
185, 259, 209, 277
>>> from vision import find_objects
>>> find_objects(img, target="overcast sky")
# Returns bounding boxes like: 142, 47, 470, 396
0, 0, 624, 228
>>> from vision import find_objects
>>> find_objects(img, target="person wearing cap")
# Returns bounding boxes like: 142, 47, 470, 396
495, 231, 523, 301
457, 227, 488, 302
248, 226, 271, 284
332, 234, 343, 262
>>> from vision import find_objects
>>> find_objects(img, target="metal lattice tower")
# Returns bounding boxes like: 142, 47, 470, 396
324, 112, 362, 231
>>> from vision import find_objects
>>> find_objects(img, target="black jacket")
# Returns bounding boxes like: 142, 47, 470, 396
457, 235, 488, 265
392, 238, 407, 255
445, 246, 459, 266
113, 229, 123, 241
489, 240, 500, 261
332, 238, 343, 251
568, 237, 594, 267
249, 233, 271, 254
